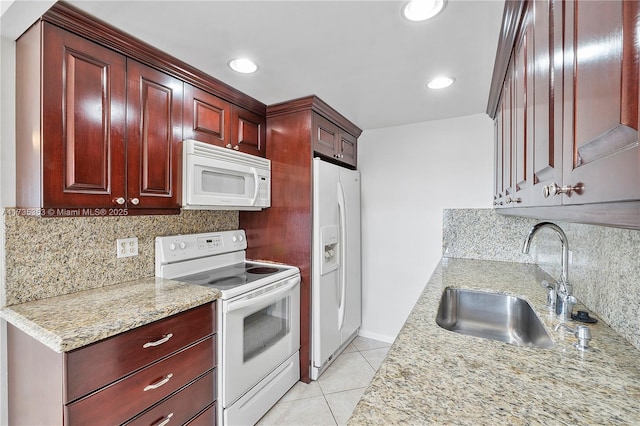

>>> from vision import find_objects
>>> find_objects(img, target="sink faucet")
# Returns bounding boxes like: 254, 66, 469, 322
522, 222, 575, 319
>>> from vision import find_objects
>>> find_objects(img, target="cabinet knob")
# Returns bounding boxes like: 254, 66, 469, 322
114, 197, 126, 205
543, 182, 581, 198
130, 197, 140, 205
506, 196, 521, 204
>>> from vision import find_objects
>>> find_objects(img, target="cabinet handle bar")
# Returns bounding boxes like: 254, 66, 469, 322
154, 413, 174, 426
143, 373, 173, 391
143, 333, 173, 348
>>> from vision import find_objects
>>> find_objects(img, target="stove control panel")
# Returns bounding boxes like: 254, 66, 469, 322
155, 230, 247, 264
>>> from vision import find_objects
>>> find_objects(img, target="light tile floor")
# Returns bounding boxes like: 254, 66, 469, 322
257, 337, 391, 426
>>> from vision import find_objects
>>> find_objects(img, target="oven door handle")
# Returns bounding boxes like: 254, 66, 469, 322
225, 277, 300, 313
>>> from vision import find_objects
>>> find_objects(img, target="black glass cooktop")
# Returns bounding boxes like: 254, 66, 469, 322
177, 261, 288, 290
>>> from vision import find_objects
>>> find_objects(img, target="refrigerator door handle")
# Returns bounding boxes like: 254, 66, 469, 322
337, 181, 347, 331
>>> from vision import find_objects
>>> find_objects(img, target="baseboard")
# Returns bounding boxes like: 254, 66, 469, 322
357, 328, 396, 344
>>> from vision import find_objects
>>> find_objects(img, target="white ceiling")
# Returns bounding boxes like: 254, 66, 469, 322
3, 0, 505, 131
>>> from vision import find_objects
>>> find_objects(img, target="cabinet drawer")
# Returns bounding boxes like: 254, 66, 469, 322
186, 402, 216, 426
65, 335, 215, 425
125, 369, 215, 426
66, 303, 214, 402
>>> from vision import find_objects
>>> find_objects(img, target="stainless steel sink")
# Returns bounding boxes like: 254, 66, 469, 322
436, 288, 554, 348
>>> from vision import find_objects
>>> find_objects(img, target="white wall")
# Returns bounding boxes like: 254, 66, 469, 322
0, 1, 55, 421
358, 114, 494, 342
0, 35, 16, 426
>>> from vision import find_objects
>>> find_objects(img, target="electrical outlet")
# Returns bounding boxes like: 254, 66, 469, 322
117, 237, 138, 258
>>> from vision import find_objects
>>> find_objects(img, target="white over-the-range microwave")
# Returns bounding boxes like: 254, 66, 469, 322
182, 139, 271, 210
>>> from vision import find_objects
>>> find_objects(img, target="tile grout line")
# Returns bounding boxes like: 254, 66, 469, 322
319, 340, 389, 425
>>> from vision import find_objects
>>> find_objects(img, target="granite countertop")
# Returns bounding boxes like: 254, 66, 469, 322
349, 257, 640, 425
0, 277, 220, 353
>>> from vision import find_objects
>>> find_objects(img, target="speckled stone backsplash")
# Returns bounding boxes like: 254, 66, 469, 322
443, 208, 640, 351
2, 209, 238, 306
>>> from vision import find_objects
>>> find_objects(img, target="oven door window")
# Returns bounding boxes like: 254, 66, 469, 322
243, 298, 289, 362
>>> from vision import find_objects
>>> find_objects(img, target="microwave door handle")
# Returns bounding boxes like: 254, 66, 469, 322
225, 278, 299, 313
250, 168, 260, 205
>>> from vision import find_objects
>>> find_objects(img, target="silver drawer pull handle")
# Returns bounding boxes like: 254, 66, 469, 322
143, 373, 173, 392
155, 412, 174, 426
143, 333, 173, 348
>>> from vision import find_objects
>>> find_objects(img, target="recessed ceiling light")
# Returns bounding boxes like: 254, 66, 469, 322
228, 57, 258, 74
402, 0, 446, 22
427, 76, 455, 89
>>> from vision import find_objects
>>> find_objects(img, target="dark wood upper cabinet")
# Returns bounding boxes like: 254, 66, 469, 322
312, 111, 358, 168
232, 106, 267, 157
17, 22, 127, 210
339, 131, 357, 167
183, 84, 267, 157
312, 114, 339, 158
15, 2, 267, 216
561, 0, 640, 205
127, 60, 183, 209
183, 83, 232, 148
512, 22, 528, 201
488, 0, 640, 228
527, 0, 563, 207
493, 103, 503, 206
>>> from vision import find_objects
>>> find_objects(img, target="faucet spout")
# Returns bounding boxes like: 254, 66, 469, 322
522, 222, 570, 290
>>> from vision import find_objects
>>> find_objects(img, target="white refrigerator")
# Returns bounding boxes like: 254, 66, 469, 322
311, 158, 361, 380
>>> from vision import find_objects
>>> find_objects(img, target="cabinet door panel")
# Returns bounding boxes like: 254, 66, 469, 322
127, 60, 183, 208
513, 23, 528, 202
563, 0, 640, 204
184, 83, 231, 147
42, 23, 126, 207
312, 114, 339, 159
528, 0, 563, 206
339, 132, 357, 167
502, 77, 514, 196
494, 111, 503, 205
232, 106, 266, 157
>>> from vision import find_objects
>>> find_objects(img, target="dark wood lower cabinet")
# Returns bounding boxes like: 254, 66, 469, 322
65, 337, 213, 424
124, 370, 215, 426
7, 304, 217, 425
186, 403, 217, 426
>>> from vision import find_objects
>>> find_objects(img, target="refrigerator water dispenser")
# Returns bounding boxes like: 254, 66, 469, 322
320, 226, 339, 275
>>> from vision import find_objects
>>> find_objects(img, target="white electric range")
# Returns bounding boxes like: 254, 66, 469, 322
155, 230, 300, 426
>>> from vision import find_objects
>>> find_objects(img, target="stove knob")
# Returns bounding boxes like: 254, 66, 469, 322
179, 242, 186, 250
232, 236, 238, 242
238, 235, 244, 241
169, 243, 176, 251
